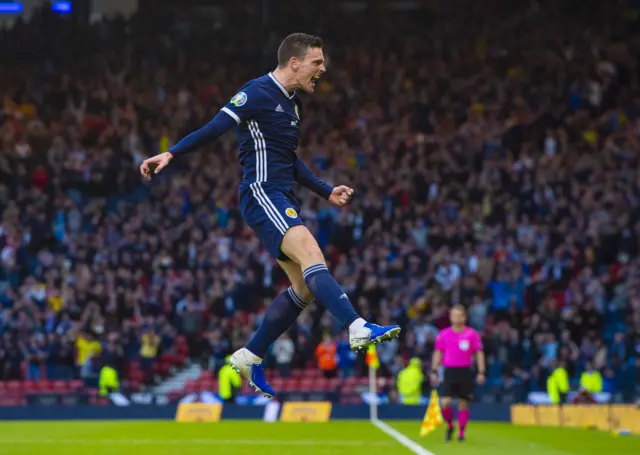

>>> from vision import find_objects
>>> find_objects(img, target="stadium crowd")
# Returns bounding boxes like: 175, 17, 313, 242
0, 1, 638, 402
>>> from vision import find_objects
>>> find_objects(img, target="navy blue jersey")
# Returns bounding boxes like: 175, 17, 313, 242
221, 73, 302, 192
165, 72, 335, 258
167, 72, 332, 201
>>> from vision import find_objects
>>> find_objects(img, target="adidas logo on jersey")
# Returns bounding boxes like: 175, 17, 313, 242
275, 104, 284, 112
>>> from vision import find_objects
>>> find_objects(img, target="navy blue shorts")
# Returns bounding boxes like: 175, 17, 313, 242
239, 184, 304, 260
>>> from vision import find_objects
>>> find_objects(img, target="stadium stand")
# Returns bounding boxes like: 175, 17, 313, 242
0, 1, 638, 405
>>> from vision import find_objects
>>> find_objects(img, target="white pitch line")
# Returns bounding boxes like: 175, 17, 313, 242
371, 419, 435, 455
0, 438, 394, 447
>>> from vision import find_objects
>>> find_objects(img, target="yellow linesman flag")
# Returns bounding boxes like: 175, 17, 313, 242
365, 344, 379, 370
420, 390, 443, 436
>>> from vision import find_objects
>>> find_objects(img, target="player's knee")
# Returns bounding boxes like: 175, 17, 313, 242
282, 226, 325, 268
458, 400, 469, 410
290, 281, 313, 303
441, 397, 453, 408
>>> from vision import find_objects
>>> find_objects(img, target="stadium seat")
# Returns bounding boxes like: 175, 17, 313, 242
0, 397, 26, 406
270, 378, 284, 390
52, 380, 68, 392
38, 380, 53, 393
159, 353, 175, 364
129, 370, 144, 383
282, 379, 298, 391
299, 378, 314, 391
6, 381, 22, 393
167, 391, 183, 402
199, 371, 214, 381
23, 381, 39, 393
184, 380, 198, 394
199, 379, 214, 391
303, 369, 321, 378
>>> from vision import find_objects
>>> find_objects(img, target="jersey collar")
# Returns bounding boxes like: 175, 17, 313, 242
268, 73, 296, 99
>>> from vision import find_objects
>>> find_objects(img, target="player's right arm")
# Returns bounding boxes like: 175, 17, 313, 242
140, 85, 266, 180
431, 332, 444, 387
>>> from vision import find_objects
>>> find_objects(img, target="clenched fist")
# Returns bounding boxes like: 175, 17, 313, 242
329, 185, 354, 207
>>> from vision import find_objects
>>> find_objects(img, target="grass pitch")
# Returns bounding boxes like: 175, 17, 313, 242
0, 420, 637, 455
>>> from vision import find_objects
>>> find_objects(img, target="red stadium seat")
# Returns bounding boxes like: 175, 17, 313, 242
176, 336, 187, 347
282, 379, 299, 391
199, 371, 214, 381
6, 381, 22, 393
39, 380, 53, 392
70, 380, 84, 391
154, 362, 170, 376
129, 371, 144, 383
299, 378, 314, 391
184, 381, 198, 394
52, 381, 68, 392
159, 353, 175, 364
321, 379, 335, 391
0, 397, 26, 406
270, 378, 284, 390
23, 381, 39, 393
303, 369, 321, 378
199, 379, 214, 391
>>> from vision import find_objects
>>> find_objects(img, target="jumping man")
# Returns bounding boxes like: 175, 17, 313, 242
140, 33, 401, 398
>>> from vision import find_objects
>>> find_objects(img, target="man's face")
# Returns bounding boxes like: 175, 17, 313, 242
450, 308, 466, 326
294, 47, 326, 94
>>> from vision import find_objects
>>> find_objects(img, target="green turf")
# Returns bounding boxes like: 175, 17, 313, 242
0, 421, 636, 455
389, 421, 639, 455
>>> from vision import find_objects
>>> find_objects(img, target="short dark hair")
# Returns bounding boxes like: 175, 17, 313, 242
277, 33, 323, 67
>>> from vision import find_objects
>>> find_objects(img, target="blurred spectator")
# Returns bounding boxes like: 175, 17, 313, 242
207, 329, 230, 373
75, 331, 101, 380
337, 332, 356, 378
272, 332, 294, 378
218, 356, 242, 403
23, 334, 47, 381
139, 328, 160, 383
99, 364, 120, 397
579, 361, 603, 395
315, 333, 337, 379
397, 358, 424, 405
547, 359, 569, 405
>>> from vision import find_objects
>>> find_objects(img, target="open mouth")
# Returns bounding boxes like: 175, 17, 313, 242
310, 75, 320, 88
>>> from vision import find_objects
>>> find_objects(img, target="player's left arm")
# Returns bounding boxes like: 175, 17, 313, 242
473, 330, 486, 385
293, 157, 334, 200
294, 158, 354, 206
